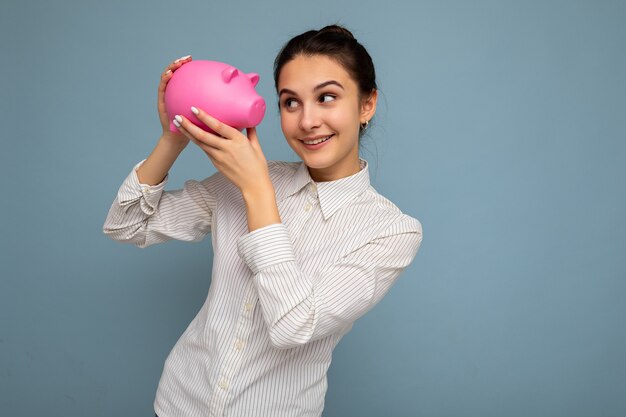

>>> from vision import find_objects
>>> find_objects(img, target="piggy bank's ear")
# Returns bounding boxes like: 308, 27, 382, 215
222, 67, 240, 83
247, 73, 260, 87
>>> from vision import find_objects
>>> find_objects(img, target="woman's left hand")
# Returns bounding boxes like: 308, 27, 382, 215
173, 106, 272, 194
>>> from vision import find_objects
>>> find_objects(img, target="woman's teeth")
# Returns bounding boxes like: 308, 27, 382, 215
303, 135, 333, 145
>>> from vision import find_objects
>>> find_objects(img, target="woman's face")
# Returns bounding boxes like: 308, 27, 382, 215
277, 55, 377, 182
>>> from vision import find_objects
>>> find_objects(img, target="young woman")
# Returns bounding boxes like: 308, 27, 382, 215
104, 25, 422, 417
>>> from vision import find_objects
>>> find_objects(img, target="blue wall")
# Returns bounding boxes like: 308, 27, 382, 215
2, 0, 625, 416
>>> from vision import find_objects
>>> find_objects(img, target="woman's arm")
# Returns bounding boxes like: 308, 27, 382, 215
236, 216, 423, 350
136, 54, 193, 185
136, 134, 188, 185
102, 158, 218, 248
241, 182, 282, 233
168, 107, 281, 233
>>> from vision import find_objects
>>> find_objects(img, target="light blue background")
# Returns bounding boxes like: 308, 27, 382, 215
2, 0, 625, 416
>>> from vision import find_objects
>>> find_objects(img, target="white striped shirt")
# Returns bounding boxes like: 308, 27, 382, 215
103, 157, 423, 417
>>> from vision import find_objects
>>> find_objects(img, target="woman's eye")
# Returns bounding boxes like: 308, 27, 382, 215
320, 94, 336, 103
284, 98, 298, 109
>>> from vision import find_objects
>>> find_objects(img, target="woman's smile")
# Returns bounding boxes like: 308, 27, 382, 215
301, 134, 334, 148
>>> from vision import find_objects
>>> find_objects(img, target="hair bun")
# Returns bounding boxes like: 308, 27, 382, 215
319, 24, 356, 40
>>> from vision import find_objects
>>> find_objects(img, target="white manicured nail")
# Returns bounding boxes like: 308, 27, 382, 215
191, 106, 199, 115
174, 115, 183, 123
175, 55, 191, 63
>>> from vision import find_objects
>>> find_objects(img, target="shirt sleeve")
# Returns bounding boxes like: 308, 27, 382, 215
236, 217, 423, 350
102, 159, 217, 248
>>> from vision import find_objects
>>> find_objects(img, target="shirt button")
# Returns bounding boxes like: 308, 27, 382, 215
219, 379, 229, 390
309, 183, 317, 193
234, 340, 244, 350
304, 203, 312, 212
244, 302, 254, 311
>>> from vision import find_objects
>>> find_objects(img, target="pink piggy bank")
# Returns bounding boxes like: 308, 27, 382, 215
164, 60, 266, 134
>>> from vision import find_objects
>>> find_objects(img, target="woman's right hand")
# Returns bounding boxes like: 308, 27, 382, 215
158, 55, 193, 144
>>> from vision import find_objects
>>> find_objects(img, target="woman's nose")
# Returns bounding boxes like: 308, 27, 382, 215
299, 105, 321, 131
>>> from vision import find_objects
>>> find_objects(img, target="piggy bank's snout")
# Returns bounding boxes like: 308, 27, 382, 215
248, 97, 266, 126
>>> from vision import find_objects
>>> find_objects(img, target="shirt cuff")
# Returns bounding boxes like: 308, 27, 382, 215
237, 223, 296, 275
116, 159, 168, 214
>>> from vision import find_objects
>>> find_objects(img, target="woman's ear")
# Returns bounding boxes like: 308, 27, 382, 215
360, 89, 378, 122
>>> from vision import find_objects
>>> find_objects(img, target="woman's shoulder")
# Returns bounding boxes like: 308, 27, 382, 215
361, 187, 422, 234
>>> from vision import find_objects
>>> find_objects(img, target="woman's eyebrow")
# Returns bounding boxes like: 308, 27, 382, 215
278, 88, 297, 97
314, 80, 344, 91
278, 80, 344, 97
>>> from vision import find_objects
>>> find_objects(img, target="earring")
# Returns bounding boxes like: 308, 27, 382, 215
360, 120, 369, 131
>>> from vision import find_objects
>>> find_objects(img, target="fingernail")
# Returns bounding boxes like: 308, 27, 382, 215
190, 106, 199, 115
173, 119, 181, 128
174, 115, 183, 123
165, 69, 172, 75
175, 55, 191, 63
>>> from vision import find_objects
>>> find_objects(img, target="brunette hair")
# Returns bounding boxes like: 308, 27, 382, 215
273, 25, 378, 136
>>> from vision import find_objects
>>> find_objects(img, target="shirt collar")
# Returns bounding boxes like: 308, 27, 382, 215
278, 158, 371, 221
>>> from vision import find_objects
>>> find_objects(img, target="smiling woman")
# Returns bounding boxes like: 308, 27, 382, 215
276, 54, 377, 181
103, 24, 422, 417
